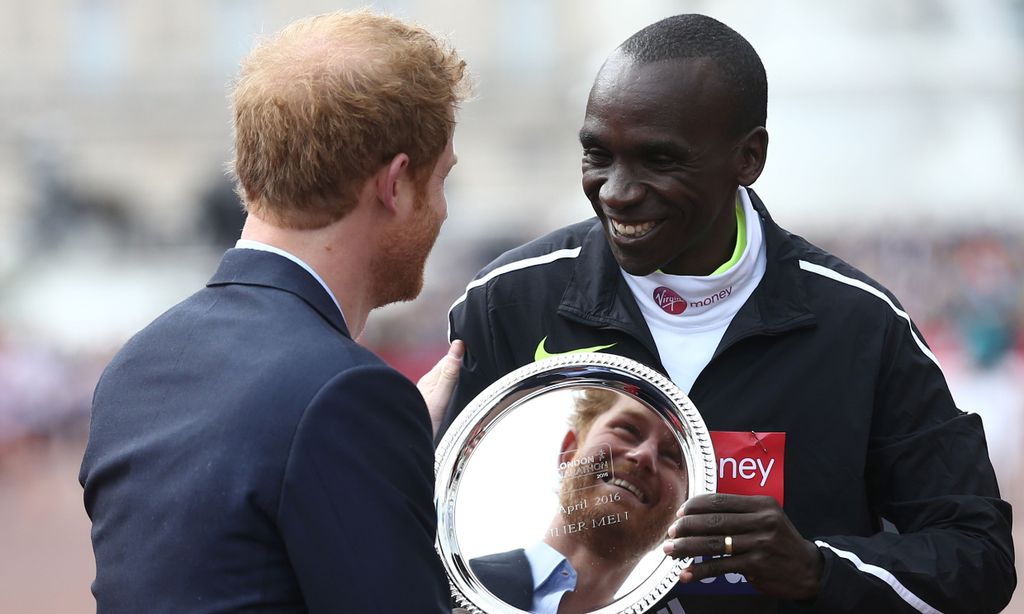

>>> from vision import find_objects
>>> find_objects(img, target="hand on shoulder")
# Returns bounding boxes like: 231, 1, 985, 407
417, 340, 465, 438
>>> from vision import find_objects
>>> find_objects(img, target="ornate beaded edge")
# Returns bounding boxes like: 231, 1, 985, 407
435, 353, 717, 614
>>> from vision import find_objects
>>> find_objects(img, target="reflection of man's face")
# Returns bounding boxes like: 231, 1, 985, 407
558, 396, 687, 559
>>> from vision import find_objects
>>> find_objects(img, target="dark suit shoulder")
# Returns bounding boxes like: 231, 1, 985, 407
468, 548, 533, 610
274, 365, 447, 611
81, 259, 446, 612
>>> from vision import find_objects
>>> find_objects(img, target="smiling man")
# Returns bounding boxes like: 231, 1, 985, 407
80, 10, 469, 613
442, 13, 1015, 614
556, 389, 686, 557
470, 389, 687, 614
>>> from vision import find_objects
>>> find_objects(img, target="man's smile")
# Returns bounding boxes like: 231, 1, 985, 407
602, 473, 650, 504
609, 218, 658, 239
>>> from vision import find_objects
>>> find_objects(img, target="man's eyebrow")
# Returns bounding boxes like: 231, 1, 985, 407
578, 131, 693, 158
660, 431, 682, 453
639, 140, 692, 158
615, 407, 682, 452
620, 406, 665, 431
633, 411, 680, 450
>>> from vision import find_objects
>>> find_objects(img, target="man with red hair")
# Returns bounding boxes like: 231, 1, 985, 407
81, 10, 469, 612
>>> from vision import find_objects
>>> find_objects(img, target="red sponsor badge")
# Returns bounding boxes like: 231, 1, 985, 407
672, 431, 786, 597
709, 431, 785, 505
653, 286, 687, 315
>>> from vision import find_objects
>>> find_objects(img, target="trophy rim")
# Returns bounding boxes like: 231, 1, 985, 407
435, 353, 718, 614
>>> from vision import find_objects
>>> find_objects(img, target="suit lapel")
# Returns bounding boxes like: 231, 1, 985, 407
469, 548, 533, 610
207, 248, 350, 338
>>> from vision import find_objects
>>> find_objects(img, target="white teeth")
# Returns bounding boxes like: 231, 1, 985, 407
610, 219, 656, 238
608, 477, 647, 503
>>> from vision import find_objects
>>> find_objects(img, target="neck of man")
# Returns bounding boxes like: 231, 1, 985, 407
661, 191, 741, 276
543, 518, 637, 611
239, 210, 375, 339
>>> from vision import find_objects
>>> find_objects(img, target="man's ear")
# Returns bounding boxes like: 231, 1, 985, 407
375, 153, 411, 214
734, 126, 769, 187
559, 430, 578, 466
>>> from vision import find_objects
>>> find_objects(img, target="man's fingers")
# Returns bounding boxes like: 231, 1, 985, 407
668, 511, 761, 538
663, 534, 745, 560
677, 552, 752, 585
666, 494, 824, 601
430, 339, 464, 395
665, 536, 751, 586
416, 340, 465, 437
678, 493, 780, 516
442, 339, 465, 378
417, 340, 464, 388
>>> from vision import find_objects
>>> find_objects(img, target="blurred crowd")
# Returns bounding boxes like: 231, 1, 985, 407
820, 231, 1024, 497
0, 1, 1021, 611
2, 218, 1022, 464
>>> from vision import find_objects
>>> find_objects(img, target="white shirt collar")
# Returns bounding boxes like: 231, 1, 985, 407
622, 186, 766, 330
234, 239, 347, 327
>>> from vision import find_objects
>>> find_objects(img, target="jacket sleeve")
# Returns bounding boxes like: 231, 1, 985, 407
277, 365, 450, 614
807, 314, 1016, 613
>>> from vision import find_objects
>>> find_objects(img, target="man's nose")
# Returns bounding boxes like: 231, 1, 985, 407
599, 165, 644, 209
625, 438, 658, 473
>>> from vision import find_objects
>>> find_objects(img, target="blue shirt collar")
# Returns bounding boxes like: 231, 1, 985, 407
524, 541, 577, 614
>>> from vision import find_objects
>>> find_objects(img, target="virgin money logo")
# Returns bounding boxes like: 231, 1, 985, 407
653, 286, 687, 315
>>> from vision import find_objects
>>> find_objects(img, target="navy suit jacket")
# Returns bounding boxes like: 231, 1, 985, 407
469, 549, 534, 611
80, 248, 449, 613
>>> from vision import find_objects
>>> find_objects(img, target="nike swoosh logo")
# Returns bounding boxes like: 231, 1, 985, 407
534, 336, 617, 362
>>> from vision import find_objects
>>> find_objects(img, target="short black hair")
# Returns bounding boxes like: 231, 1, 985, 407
619, 14, 767, 135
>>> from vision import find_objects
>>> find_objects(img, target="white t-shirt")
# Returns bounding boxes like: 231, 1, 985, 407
622, 187, 766, 393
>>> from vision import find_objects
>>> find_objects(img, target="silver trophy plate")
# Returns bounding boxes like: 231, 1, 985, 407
435, 353, 717, 614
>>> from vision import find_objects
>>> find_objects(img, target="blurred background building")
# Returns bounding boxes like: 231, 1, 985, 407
0, 0, 1022, 611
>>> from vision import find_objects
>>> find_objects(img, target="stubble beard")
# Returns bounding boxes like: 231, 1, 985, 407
557, 469, 678, 564
370, 192, 443, 308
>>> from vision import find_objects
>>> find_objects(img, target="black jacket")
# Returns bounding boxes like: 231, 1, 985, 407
442, 191, 1015, 613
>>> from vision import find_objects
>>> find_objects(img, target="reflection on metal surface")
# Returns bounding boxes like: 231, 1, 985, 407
435, 353, 717, 614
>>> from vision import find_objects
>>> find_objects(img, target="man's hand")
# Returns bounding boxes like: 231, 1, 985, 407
663, 493, 824, 601
416, 340, 464, 438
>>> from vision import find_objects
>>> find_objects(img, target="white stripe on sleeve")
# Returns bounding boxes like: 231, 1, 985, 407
798, 260, 941, 369
815, 541, 943, 614
447, 247, 582, 343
